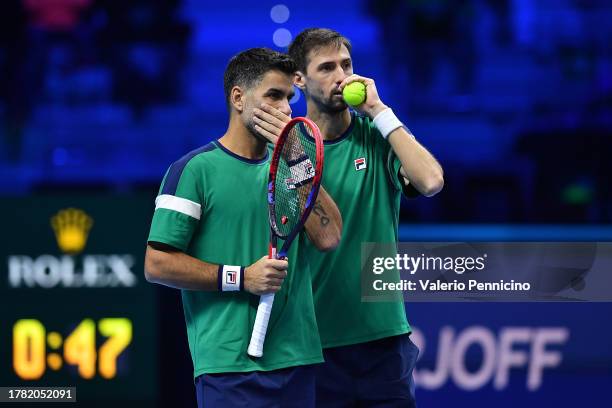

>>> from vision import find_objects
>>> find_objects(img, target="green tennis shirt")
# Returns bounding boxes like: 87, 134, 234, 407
306, 112, 412, 348
147, 141, 323, 377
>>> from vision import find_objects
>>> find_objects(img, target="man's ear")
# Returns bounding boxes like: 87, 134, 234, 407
294, 71, 306, 91
230, 86, 245, 112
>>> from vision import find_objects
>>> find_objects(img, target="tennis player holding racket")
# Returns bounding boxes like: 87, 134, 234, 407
144, 48, 341, 407
288, 29, 444, 407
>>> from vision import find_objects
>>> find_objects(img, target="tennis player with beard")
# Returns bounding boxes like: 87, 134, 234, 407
287, 28, 444, 406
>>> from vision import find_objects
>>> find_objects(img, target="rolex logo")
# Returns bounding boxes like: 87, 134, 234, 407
50, 208, 93, 254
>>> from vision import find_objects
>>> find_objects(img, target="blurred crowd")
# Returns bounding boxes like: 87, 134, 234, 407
1, 0, 610, 223
0, 0, 190, 162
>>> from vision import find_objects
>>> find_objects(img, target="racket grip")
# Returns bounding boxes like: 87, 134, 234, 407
247, 293, 275, 357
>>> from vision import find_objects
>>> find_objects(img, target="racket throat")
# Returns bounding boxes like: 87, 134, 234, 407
269, 243, 277, 259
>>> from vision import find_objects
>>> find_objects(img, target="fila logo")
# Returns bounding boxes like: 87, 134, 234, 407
304, 161, 314, 177
226, 271, 237, 284
354, 157, 367, 171
285, 177, 296, 190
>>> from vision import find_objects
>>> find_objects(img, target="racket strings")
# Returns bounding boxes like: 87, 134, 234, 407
273, 124, 318, 238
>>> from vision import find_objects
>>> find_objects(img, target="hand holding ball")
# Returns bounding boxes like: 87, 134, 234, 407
342, 82, 366, 106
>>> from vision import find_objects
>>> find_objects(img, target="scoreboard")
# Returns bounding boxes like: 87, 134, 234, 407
0, 194, 158, 406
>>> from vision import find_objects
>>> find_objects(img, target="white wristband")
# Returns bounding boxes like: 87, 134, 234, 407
218, 265, 244, 291
373, 108, 403, 139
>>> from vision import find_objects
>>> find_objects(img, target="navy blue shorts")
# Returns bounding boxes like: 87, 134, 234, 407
315, 334, 419, 407
195, 364, 316, 408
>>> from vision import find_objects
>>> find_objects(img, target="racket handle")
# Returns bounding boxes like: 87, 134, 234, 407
247, 293, 275, 357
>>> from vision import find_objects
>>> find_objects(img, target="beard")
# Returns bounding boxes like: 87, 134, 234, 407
245, 117, 270, 144
312, 91, 348, 114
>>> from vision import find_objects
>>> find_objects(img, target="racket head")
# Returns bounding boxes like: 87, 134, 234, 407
268, 117, 324, 256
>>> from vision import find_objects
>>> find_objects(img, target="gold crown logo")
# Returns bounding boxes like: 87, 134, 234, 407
50, 208, 93, 254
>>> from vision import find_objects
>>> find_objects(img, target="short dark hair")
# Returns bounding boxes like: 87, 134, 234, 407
223, 47, 296, 107
288, 28, 352, 73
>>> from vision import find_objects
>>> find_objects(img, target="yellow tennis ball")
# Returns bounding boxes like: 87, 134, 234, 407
342, 82, 366, 106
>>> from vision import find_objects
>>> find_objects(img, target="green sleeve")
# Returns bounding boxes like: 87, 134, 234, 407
147, 164, 203, 251
387, 146, 421, 199
368, 119, 420, 198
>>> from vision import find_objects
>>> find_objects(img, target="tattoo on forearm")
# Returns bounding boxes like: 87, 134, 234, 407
312, 200, 330, 226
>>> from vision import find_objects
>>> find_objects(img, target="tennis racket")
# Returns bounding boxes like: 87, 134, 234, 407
247, 117, 324, 358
